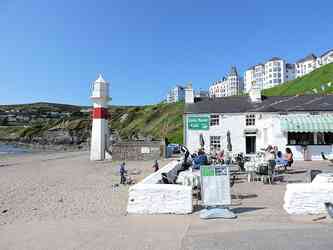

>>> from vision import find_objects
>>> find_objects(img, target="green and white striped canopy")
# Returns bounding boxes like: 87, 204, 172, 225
280, 115, 333, 132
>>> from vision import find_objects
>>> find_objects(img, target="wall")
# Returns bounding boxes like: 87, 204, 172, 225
112, 140, 164, 161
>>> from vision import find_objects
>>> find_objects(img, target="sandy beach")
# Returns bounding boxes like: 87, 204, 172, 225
1, 152, 333, 250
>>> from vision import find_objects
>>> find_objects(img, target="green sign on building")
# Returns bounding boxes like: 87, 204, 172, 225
188, 116, 209, 130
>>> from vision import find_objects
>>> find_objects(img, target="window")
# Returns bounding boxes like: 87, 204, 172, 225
288, 132, 314, 145
246, 136, 256, 154
210, 136, 221, 151
246, 114, 255, 126
287, 132, 333, 145
210, 114, 219, 126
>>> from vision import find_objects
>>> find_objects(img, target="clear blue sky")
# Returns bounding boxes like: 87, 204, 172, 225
0, 0, 332, 106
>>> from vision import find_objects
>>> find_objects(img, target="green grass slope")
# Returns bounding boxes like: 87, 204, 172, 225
0, 102, 185, 144
263, 63, 333, 96
110, 102, 184, 144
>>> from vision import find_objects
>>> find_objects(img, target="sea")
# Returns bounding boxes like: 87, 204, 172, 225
0, 143, 32, 155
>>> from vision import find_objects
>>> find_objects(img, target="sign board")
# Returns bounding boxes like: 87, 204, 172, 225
141, 147, 150, 154
188, 116, 209, 130
200, 165, 231, 206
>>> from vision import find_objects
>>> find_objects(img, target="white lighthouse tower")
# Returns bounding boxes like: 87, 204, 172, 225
90, 74, 110, 161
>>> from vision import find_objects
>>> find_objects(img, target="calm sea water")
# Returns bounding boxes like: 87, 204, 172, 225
0, 144, 32, 155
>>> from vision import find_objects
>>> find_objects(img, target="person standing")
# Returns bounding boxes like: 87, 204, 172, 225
119, 162, 127, 184
152, 160, 159, 172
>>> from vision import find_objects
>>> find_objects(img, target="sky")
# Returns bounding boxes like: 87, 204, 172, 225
0, 0, 332, 106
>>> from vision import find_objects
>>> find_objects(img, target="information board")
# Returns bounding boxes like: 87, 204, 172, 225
200, 165, 231, 206
188, 116, 209, 130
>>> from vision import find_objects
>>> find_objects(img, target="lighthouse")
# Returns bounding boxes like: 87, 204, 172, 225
90, 74, 110, 161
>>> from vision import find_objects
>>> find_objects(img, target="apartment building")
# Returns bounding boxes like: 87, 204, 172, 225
166, 85, 185, 103
244, 58, 295, 92
295, 54, 318, 78
319, 49, 333, 66
209, 66, 243, 97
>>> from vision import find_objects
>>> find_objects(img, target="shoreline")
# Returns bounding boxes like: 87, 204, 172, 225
0, 140, 89, 155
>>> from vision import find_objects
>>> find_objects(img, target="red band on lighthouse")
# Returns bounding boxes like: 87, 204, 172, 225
92, 107, 108, 119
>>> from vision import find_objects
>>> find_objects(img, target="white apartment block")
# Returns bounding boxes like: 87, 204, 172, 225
264, 57, 286, 89
295, 54, 318, 78
244, 64, 265, 92
166, 85, 185, 103
244, 58, 295, 92
242, 48, 333, 93
318, 49, 333, 67
209, 66, 243, 97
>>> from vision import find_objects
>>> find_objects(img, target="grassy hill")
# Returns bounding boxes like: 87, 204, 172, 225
0, 102, 184, 144
0, 102, 83, 113
263, 63, 333, 96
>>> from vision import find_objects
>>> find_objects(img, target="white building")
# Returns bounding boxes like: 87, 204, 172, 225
263, 57, 287, 89
244, 67, 255, 93
244, 58, 295, 92
295, 54, 318, 78
319, 49, 333, 66
244, 64, 265, 92
166, 85, 185, 103
184, 86, 333, 161
209, 66, 243, 97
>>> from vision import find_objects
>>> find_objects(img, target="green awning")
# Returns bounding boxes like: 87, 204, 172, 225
280, 115, 333, 132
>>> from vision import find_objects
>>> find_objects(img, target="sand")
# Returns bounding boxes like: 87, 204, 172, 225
1, 152, 333, 250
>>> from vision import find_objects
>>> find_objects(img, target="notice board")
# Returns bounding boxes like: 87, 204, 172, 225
200, 165, 231, 206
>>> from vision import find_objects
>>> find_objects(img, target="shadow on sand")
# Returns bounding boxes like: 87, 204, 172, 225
231, 194, 258, 200
231, 207, 266, 214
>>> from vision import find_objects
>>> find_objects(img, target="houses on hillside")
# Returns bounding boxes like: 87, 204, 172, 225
244, 48, 333, 92
166, 48, 332, 101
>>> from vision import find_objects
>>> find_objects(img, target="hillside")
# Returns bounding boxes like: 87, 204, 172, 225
263, 63, 333, 96
0, 102, 184, 145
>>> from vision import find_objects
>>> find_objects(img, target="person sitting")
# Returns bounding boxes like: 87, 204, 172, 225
192, 149, 208, 169
275, 151, 288, 167
284, 147, 294, 170
217, 150, 225, 164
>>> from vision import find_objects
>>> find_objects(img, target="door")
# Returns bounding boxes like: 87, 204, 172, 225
246, 136, 256, 154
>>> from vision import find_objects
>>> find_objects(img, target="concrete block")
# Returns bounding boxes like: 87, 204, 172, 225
127, 160, 193, 214
283, 183, 333, 215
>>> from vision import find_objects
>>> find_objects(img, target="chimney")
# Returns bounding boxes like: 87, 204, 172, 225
249, 86, 262, 103
185, 83, 194, 104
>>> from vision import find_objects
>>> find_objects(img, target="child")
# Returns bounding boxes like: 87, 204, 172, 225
119, 162, 127, 184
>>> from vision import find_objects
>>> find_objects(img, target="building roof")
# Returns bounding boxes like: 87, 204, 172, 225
266, 57, 282, 62
296, 53, 317, 64
185, 95, 333, 114
228, 66, 238, 76
321, 49, 333, 58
